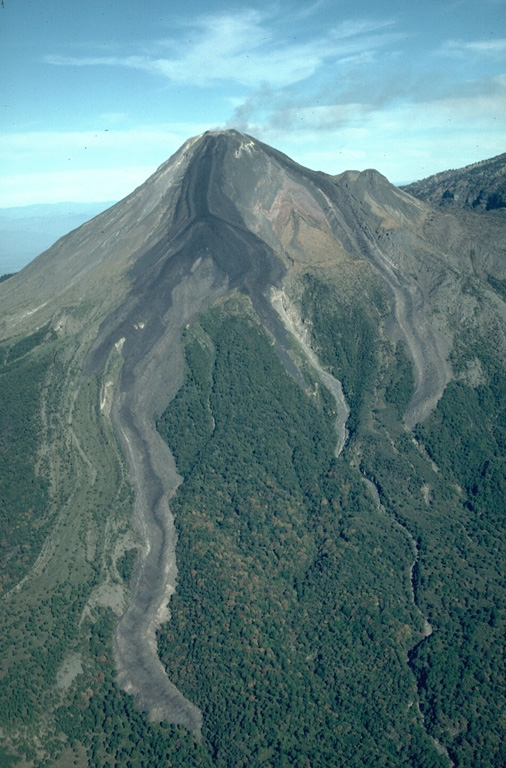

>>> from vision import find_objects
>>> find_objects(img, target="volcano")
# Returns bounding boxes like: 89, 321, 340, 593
1, 131, 506, 766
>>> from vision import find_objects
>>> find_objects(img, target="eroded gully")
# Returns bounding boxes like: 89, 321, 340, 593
109, 259, 228, 735
270, 287, 349, 458
362, 478, 454, 766
271, 285, 452, 766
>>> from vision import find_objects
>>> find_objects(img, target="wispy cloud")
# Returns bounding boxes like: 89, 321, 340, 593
45, 9, 399, 89
227, 69, 506, 182
440, 37, 506, 57
12, 5, 504, 206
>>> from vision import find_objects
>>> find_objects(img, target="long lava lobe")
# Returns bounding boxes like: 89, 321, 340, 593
110, 262, 224, 734
85, 132, 293, 730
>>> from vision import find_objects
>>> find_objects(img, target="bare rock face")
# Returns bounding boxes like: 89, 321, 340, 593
2, 130, 506, 733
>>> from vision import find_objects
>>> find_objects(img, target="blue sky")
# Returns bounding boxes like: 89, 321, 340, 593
1, 0, 505, 206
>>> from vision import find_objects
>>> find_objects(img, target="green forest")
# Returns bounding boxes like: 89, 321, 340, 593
0, 326, 54, 589
155, 295, 441, 767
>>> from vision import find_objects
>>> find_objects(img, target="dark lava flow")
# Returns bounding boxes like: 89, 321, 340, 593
82, 132, 299, 729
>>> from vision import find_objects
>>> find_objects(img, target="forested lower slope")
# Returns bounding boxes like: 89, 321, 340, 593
153, 277, 506, 767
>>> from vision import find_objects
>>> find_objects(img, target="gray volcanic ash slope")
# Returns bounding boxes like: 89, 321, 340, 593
1, 131, 506, 766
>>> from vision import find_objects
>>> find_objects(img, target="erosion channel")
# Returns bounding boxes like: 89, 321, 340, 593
362, 477, 454, 767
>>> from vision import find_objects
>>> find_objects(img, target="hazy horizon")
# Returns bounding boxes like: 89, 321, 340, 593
0, 200, 114, 274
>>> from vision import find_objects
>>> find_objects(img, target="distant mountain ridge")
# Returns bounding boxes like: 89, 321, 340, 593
401, 151, 506, 211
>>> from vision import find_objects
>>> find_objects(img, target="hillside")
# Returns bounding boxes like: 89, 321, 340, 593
401, 151, 506, 211
1, 131, 506, 767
